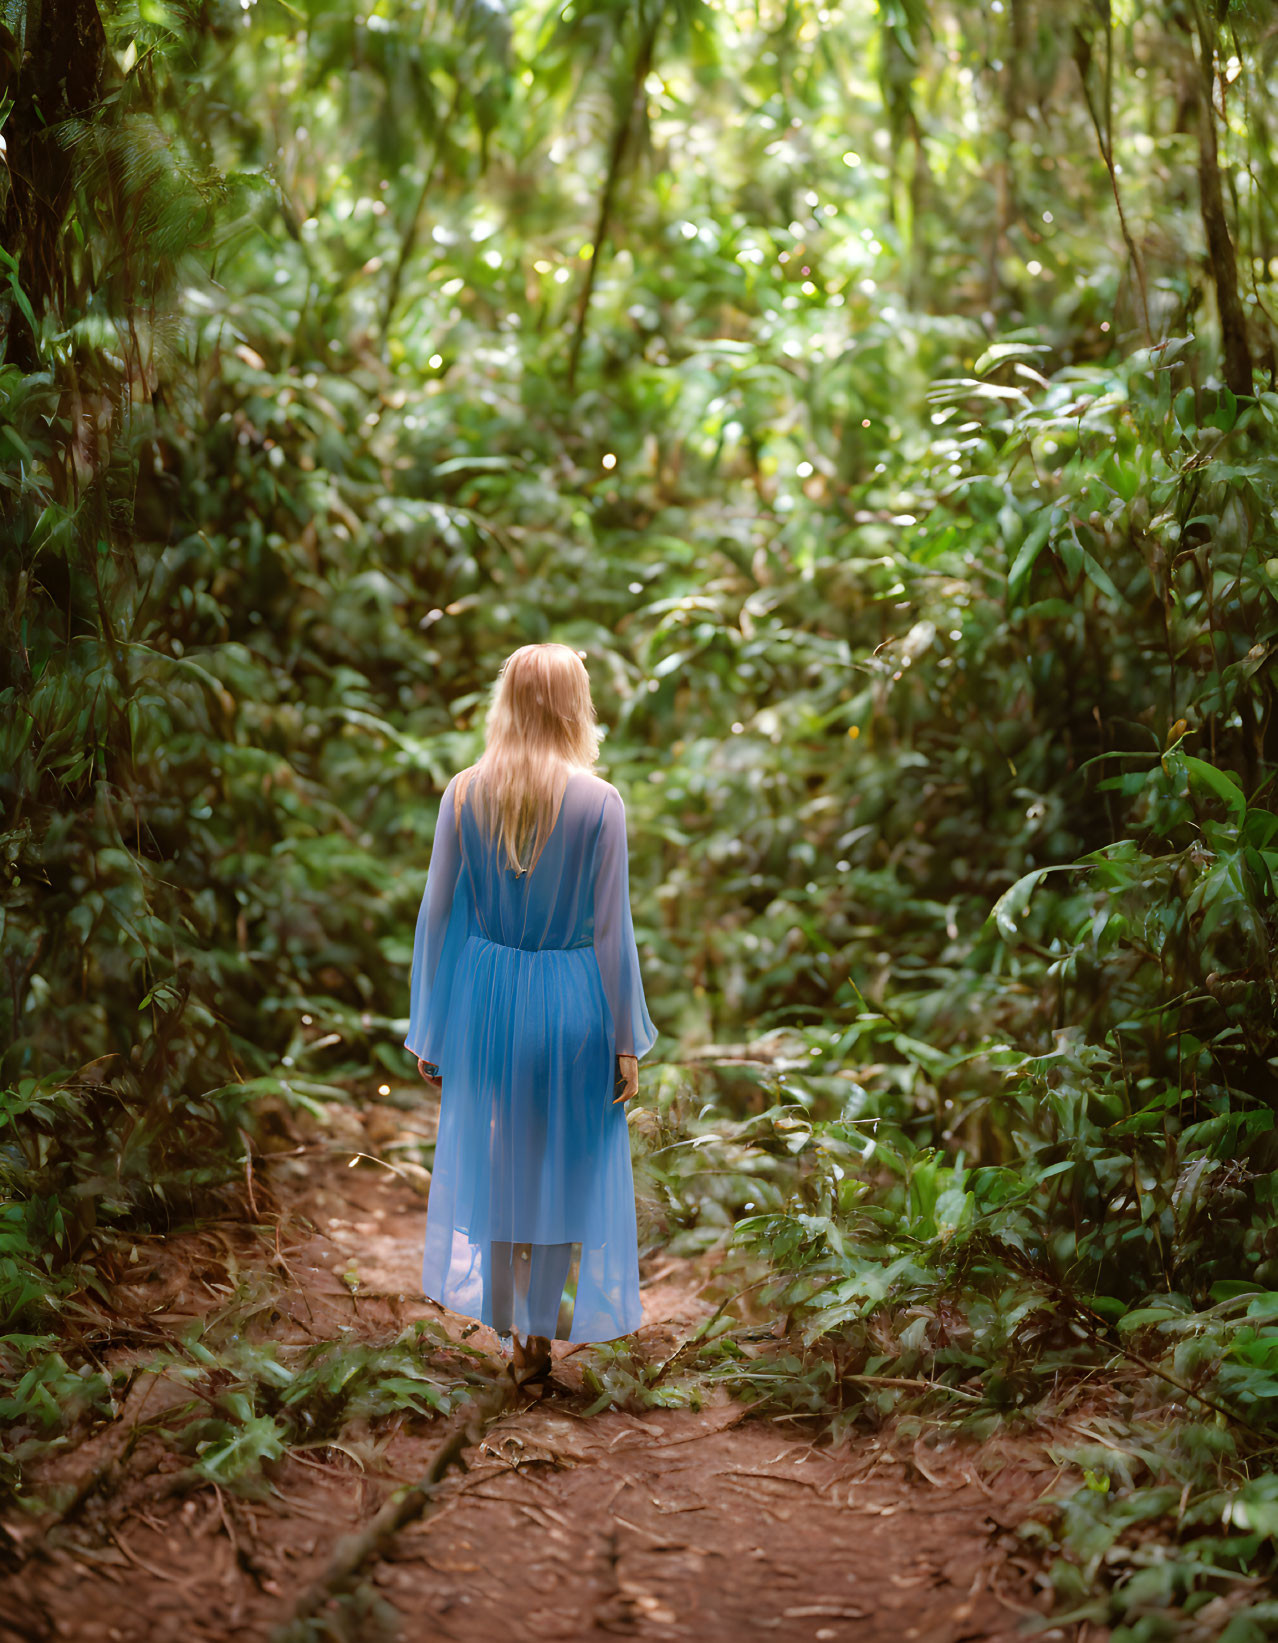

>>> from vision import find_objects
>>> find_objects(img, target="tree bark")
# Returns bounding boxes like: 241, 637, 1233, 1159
1192, 2, 1253, 397
1073, 19, 1151, 340
566, 12, 660, 394
378, 84, 462, 347
0, 0, 107, 366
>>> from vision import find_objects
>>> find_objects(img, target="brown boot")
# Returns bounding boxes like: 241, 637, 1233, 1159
508, 1333, 553, 1396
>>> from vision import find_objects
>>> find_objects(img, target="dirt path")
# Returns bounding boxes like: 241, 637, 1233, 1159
0, 1106, 1071, 1643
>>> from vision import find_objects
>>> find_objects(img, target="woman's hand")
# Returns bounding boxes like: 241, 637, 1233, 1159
417, 1058, 441, 1089
613, 1053, 639, 1104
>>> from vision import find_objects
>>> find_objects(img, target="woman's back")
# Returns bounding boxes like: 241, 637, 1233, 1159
406, 763, 655, 1084
458, 769, 616, 952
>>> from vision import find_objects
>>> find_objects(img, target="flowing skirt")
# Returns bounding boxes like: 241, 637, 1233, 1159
421, 932, 642, 1342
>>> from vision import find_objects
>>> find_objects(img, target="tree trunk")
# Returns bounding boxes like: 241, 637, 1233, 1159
1192, 2, 1253, 397
566, 13, 660, 394
378, 84, 463, 346
0, 0, 107, 366
1073, 18, 1151, 340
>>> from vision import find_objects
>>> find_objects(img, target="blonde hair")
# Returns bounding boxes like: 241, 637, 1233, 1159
454, 643, 600, 875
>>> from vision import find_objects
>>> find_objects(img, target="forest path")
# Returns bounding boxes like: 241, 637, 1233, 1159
1, 1100, 1069, 1643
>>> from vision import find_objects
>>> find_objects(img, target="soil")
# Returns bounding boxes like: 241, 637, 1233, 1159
0, 1098, 1083, 1643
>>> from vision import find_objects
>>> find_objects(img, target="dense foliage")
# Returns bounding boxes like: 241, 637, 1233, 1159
4, 0, 1278, 1633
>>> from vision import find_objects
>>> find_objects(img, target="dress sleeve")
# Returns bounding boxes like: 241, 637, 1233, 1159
404, 776, 466, 1068
593, 786, 658, 1060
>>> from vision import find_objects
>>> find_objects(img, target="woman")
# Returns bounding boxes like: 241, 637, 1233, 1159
404, 642, 658, 1392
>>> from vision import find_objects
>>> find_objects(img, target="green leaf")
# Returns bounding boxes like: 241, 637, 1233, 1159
972, 341, 1051, 376
1007, 510, 1056, 603
1, 424, 35, 465
1182, 756, 1246, 820
987, 865, 1074, 941
6, 271, 38, 340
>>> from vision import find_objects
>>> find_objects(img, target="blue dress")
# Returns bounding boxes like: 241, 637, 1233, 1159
403, 769, 658, 1343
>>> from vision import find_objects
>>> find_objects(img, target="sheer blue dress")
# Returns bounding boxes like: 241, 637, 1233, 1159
403, 769, 658, 1343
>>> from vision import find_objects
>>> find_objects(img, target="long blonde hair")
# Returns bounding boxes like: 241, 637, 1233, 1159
454, 643, 600, 875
